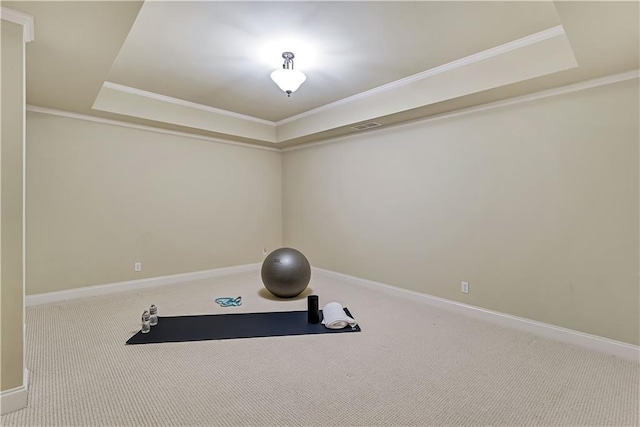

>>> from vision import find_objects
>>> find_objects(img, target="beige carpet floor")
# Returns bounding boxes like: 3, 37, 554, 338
2, 269, 638, 426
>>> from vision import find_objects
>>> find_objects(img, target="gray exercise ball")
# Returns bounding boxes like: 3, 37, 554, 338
261, 247, 311, 298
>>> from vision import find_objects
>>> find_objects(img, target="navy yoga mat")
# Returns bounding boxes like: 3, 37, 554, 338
126, 308, 360, 345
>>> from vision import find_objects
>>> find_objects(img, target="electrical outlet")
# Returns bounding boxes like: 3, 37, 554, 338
135, 262, 142, 272
461, 281, 469, 294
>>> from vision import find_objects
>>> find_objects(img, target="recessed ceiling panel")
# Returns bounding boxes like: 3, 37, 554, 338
106, 1, 561, 122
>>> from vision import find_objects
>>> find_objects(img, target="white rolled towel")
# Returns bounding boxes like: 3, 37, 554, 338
322, 302, 357, 329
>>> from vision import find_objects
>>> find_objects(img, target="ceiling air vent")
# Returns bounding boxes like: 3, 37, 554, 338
351, 122, 382, 131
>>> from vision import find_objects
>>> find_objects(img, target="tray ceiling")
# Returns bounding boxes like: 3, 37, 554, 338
5, 1, 639, 148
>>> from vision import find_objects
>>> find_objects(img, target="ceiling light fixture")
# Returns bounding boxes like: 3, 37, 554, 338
270, 52, 306, 97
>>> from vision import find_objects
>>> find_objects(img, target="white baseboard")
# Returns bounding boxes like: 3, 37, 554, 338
1, 369, 29, 415
313, 267, 640, 363
23, 264, 639, 362
26, 263, 261, 306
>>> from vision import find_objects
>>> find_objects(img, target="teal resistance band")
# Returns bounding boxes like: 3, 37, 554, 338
215, 296, 242, 307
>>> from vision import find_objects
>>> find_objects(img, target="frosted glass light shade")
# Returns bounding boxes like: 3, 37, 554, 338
270, 68, 307, 95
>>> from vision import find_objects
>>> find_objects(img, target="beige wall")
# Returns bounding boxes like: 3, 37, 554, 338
22, 78, 640, 346
1, 20, 25, 391
283, 79, 640, 345
26, 112, 282, 294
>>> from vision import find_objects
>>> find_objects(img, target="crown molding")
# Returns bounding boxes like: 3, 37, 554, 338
276, 25, 565, 126
0, 7, 34, 42
100, 26, 565, 131
102, 82, 276, 127
26, 105, 280, 152
282, 69, 640, 152
27, 70, 638, 154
